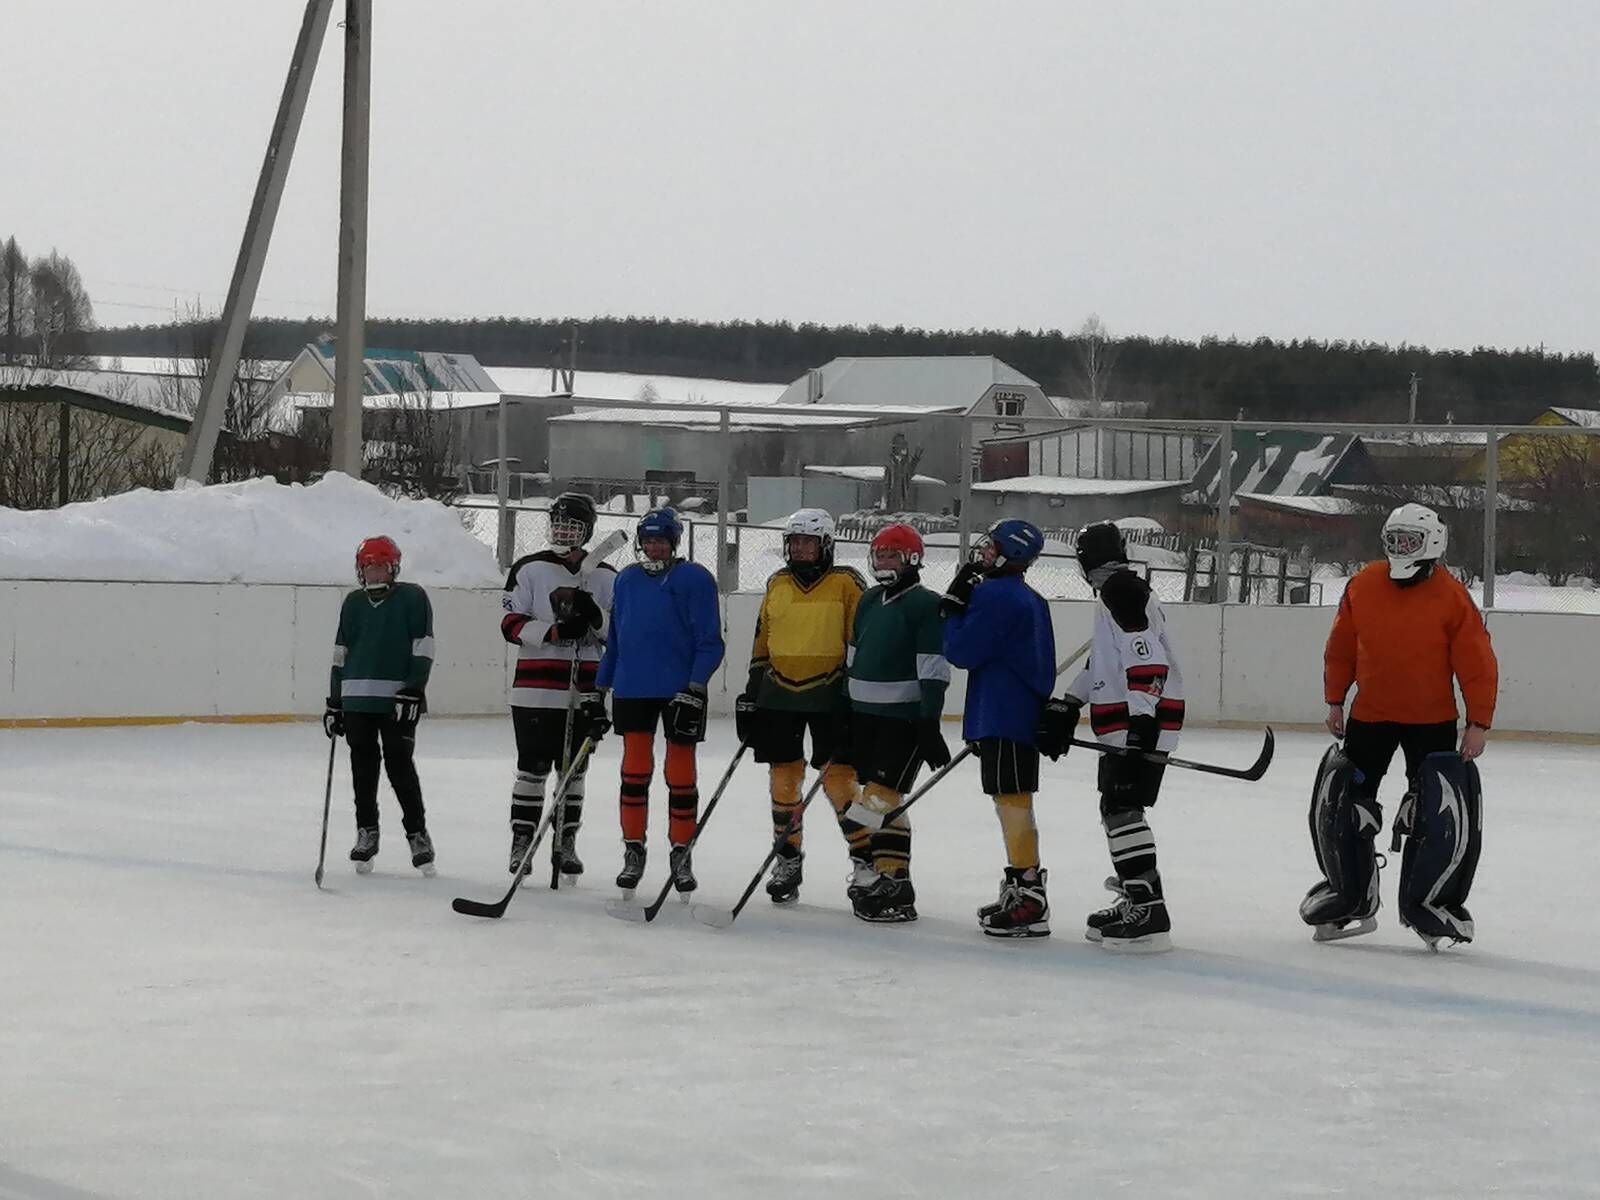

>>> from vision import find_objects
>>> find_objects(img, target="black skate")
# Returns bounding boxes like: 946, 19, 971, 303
669, 845, 697, 895
616, 840, 646, 892
766, 849, 803, 904
349, 826, 379, 874
407, 830, 436, 877
1084, 876, 1128, 943
980, 867, 1050, 939
852, 873, 917, 924
845, 857, 878, 901
555, 828, 584, 878
509, 827, 535, 876
1095, 876, 1172, 953
1308, 868, 1381, 943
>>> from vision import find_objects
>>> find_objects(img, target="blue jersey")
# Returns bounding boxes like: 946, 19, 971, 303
942, 573, 1055, 743
597, 560, 725, 699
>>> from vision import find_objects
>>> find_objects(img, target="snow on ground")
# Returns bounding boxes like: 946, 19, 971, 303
0, 475, 501, 587
5, 721, 1599, 1198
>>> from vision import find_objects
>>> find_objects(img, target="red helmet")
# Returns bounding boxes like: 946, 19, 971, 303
870, 522, 924, 583
355, 535, 401, 588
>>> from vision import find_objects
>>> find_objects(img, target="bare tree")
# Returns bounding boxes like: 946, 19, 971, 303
28, 250, 94, 367
365, 370, 464, 501
1, 236, 29, 364
1072, 313, 1119, 408
1515, 431, 1600, 585
883, 431, 924, 512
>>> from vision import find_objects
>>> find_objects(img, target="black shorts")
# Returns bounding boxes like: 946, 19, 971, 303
612, 696, 699, 745
753, 709, 848, 769
977, 738, 1040, 795
1343, 719, 1457, 798
849, 713, 924, 794
510, 706, 584, 771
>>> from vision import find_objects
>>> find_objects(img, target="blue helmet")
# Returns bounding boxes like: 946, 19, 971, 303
636, 507, 683, 574
985, 518, 1045, 569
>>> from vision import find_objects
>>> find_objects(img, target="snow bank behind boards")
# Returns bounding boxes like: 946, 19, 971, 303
0, 474, 502, 586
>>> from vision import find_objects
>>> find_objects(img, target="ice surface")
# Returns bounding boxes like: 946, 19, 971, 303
4, 721, 1600, 1199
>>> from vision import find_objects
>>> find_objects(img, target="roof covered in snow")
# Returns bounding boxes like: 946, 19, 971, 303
802, 464, 947, 485
1188, 431, 1366, 503
971, 474, 1186, 497
774, 355, 1038, 412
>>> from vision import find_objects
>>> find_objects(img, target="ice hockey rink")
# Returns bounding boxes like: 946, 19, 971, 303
5, 718, 1599, 1199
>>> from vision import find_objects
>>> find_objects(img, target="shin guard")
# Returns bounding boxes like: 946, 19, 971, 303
1397, 752, 1482, 945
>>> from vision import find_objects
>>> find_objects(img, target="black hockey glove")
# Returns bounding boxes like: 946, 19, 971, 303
666, 684, 709, 743
322, 698, 344, 739
938, 561, 985, 618
1099, 714, 1165, 808
393, 688, 424, 726
1034, 696, 1082, 761
577, 691, 611, 742
734, 694, 761, 747
568, 588, 603, 631
550, 612, 591, 642
917, 718, 952, 770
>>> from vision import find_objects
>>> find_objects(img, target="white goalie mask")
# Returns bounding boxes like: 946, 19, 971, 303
1381, 503, 1448, 581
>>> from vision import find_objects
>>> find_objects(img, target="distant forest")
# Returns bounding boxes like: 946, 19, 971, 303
88, 315, 1600, 425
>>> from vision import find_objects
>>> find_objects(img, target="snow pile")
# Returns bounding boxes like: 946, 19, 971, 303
0, 474, 502, 586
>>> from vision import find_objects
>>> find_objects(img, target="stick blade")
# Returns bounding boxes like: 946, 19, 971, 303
689, 903, 736, 929
452, 896, 509, 919
314, 866, 325, 889
1244, 727, 1276, 781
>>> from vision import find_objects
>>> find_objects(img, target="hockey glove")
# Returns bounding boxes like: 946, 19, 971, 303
1099, 714, 1165, 808
734, 694, 761, 747
1035, 696, 1082, 760
568, 588, 603, 631
549, 613, 592, 642
666, 684, 709, 743
577, 691, 611, 742
393, 688, 424, 726
938, 561, 985, 618
917, 718, 952, 770
322, 698, 344, 739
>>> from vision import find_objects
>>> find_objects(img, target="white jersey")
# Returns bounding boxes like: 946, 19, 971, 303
500, 550, 617, 710
1065, 569, 1185, 752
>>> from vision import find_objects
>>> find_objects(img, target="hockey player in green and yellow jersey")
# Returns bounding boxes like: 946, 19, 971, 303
843, 522, 951, 923
736, 509, 867, 906
324, 535, 437, 877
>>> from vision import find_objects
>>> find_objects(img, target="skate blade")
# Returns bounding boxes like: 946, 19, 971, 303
353, 860, 374, 875
853, 909, 919, 924
983, 924, 1051, 939
416, 863, 437, 878
769, 893, 800, 905
617, 886, 637, 901
1099, 931, 1173, 953
604, 899, 651, 923
1083, 928, 1104, 943
1312, 917, 1377, 943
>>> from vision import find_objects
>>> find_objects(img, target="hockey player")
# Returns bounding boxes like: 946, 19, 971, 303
324, 535, 437, 876
586, 508, 724, 895
941, 519, 1057, 937
1037, 521, 1184, 952
843, 522, 951, 923
499, 492, 615, 877
1305, 503, 1497, 948
738, 509, 867, 905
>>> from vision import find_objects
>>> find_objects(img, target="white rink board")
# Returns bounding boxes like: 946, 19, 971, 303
0, 581, 1590, 733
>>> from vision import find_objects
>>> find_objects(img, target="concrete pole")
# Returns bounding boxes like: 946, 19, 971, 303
330, 0, 372, 478
956, 416, 973, 558
1216, 422, 1235, 602
176, 0, 335, 487
1483, 427, 1498, 610
495, 395, 512, 569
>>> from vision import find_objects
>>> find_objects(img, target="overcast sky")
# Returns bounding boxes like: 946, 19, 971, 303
6, 0, 1596, 353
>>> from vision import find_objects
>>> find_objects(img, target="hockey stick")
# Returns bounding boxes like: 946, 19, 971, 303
545, 526, 628, 890
847, 635, 1095, 832
453, 736, 597, 919
1064, 726, 1275, 781
313, 735, 337, 889
606, 741, 751, 924
691, 767, 832, 929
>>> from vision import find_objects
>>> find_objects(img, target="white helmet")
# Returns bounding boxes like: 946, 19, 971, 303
1382, 503, 1447, 581
783, 508, 835, 577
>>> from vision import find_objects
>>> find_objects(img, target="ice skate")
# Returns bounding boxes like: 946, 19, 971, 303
766, 849, 803, 904
407, 829, 436, 877
349, 826, 379, 874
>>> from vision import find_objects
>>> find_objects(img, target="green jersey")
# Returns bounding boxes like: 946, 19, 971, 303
329, 582, 435, 715
846, 581, 949, 721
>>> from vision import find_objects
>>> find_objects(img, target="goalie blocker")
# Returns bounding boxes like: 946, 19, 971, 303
1301, 745, 1482, 947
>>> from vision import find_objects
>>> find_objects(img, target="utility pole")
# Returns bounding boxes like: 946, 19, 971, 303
1409, 372, 1419, 424
176, 0, 335, 486
330, 0, 373, 477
